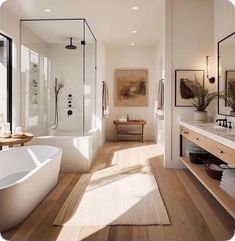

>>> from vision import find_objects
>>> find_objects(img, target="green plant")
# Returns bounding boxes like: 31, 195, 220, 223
184, 78, 217, 112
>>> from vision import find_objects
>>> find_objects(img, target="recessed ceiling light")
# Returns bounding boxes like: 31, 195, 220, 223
132, 6, 139, 10
132, 30, 137, 34
44, 8, 52, 13
130, 43, 136, 46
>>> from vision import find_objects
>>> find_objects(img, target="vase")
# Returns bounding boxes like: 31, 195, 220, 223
193, 111, 208, 122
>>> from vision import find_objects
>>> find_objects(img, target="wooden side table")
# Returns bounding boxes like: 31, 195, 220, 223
113, 120, 147, 142
0, 133, 33, 150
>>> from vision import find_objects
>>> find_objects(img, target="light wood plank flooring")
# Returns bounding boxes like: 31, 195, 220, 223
2, 142, 235, 241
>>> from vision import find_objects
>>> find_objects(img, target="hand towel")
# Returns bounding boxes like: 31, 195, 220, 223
102, 81, 109, 117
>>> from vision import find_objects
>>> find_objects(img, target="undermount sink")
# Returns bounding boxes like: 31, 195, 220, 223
191, 122, 235, 140
195, 123, 225, 129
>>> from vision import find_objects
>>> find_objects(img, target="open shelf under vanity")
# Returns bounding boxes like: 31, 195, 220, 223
180, 121, 235, 219
180, 156, 235, 219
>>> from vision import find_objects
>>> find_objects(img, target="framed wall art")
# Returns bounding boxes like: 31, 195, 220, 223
175, 69, 204, 107
114, 69, 148, 106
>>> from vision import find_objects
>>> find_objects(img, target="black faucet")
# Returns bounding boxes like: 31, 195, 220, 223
216, 118, 228, 127
228, 121, 233, 129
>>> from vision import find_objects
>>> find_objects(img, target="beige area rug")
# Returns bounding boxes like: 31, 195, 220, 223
54, 173, 170, 226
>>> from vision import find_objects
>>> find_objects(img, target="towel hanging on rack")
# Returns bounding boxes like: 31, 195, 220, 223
102, 81, 109, 117
154, 79, 164, 117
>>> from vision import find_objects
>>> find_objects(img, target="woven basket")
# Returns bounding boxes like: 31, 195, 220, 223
189, 152, 208, 165
204, 158, 226, 180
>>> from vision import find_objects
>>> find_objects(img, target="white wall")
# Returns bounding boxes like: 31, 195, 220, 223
164, 0, 215, 168
105, 45, 156, 141
48, 44, 83, 134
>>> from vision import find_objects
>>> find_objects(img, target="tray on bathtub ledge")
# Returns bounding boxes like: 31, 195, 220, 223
11, 133, 33, 139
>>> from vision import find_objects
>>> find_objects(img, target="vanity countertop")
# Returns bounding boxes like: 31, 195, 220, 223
180, 120, 235, 150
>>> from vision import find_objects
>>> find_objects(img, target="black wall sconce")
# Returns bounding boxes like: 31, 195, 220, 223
206, 56, 215, 84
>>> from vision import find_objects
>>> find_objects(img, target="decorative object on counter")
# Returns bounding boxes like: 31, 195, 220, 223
3, 122, 10, 132
175, 69, 204, 107
206, 56, 215, 84
114, 69, 148, 106
220, 169, 235, 199
204, 157, 226, 181
0, 122, 11, 138
13, 127, 25, 138
184, 78, 217, 122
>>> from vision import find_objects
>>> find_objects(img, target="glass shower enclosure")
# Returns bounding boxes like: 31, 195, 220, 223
20, 19, 96, 137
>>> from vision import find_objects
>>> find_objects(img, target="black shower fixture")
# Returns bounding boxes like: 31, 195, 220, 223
65, 38, 77, 50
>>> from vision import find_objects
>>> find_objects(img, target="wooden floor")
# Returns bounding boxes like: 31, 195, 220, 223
3, 142, 235, 241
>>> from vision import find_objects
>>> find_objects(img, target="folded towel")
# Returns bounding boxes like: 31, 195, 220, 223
220, 180, 235, 192
220, 183, 235, 199
221, 178, 235, 189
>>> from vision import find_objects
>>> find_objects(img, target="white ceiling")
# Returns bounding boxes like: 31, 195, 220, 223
22, 21, 91, 44
5, 0, 164, 46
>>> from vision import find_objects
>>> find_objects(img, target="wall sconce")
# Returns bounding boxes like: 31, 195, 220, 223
228, 0, 235, 7
0, 0, 7, 6
206, 56, 215, 84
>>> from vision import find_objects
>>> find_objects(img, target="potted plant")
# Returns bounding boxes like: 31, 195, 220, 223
184, 79, 217, 122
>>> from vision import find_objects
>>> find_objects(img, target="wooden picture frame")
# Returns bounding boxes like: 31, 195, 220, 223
175, 69, 204, 107
114, 69, 148, 106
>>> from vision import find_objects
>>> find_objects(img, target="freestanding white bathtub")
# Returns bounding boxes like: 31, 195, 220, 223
0, 145, 62, 232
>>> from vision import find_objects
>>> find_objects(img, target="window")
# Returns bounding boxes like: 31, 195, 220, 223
0, 33, 12, 127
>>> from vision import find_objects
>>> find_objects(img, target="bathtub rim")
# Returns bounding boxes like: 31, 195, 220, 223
0, 145, 62, 190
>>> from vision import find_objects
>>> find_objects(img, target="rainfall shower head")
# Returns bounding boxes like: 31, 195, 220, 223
65, 38, 77, 50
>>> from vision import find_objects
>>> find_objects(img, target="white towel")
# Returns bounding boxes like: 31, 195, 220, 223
220, 183, 235, 199
154, 79, 164, 117
102, 81, 109, 117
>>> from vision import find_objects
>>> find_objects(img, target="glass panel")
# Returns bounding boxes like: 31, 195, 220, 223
84, 21, 96, 134
21, 20, 84, 136
0, 34, 11, 129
